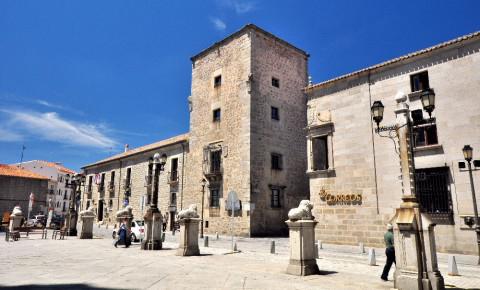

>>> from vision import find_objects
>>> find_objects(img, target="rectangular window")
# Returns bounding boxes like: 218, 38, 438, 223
415, 167, 453, 224
271, 188, 281, 208
210, 188, 220, 207
410, 71, 429, 92
214, 75, 222, 87
170, 158, 178, 181
100, 173, 105, 190
312, 136, 329, 170
271, 106, 279, 120
413, 123, 438, 147
125, 168, 131, 186
272, 77, 280, 88
271, 153, 283, 170
213, 108, 221, 122
88, 176, 93, 192
210, 150, 222, 173
110, 171, 115, 185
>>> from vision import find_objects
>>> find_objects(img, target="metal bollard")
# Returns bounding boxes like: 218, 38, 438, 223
204, 236, 209, 247
359, 242, 365, 254
448, 255, 459, 276
368, 248, 376, 266
233, 241, 238, 252
216, 232, 219, 240
270, 240, 275, 254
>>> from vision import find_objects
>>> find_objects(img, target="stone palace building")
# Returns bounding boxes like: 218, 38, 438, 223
80, 24, 480, 254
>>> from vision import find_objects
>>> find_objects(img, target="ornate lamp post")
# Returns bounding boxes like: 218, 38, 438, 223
200, 178, 207, 238
462, 145, 480, 264
371, 89, 445, 290
141, 152, 167, 250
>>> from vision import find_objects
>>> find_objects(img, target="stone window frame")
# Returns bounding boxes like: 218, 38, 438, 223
214, 74, 222, 87
307, 122, 335, 175
268, 184, 286, 209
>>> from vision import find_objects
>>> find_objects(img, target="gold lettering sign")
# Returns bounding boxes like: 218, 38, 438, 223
319, 189, 362, 205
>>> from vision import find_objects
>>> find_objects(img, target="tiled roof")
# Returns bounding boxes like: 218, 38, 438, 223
0, 164, 49, 180
83, 133, 189, 169
33, 160, 76, 175
305, 30, 480, 92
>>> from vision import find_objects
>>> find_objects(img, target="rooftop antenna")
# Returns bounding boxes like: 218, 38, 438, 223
19, 144, 26, 167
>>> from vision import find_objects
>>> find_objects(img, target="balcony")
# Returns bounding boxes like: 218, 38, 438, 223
204, 165, 223, 182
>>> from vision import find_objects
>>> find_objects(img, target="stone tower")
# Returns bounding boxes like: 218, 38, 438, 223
184, 24, 309, 236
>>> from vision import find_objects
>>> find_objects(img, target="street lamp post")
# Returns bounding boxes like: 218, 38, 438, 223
462, 145, 480, 265
65, 173, 85, 236
371, 89, 444, 290
141, 152, 167, 250
200, 178, 206, 238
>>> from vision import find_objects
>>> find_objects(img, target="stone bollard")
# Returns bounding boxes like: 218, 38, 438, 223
9, 206, 24, 232
359, 242, 365, 254
318, 240, 323, 250
176, 218, 201, 256
448, 255, 459, 276
270, 240, 275, 254
368, 248, 376, 266
234, 241, 238, 252
314, 242, 319, 258
79, 207, 95, 239
162, 232, 166, 242
204, 236, 209, 247
216, 232, 219, 240
285, 200, 319, 276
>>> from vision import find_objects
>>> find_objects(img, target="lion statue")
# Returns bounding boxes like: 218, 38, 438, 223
288, 200, 314, 221
177, 204, 199, 219
80, 206, 96, 217
11, 206, 23, 216
116, 205, 133, 218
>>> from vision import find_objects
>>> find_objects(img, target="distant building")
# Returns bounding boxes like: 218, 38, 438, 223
0, 164, 49, 218
14, 160, 76, 217
305, 31, 480, 254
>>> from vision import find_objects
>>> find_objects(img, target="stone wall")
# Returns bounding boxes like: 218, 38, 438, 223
250, 31, 309, 236
0, 176, 48, 218
184, 32, 252, 236
306, 36, 480, 254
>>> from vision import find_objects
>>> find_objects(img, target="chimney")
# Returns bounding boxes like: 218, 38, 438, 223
124, 144, 129, 153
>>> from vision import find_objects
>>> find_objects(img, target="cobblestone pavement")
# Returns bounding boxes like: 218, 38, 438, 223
0, 231, 479, 290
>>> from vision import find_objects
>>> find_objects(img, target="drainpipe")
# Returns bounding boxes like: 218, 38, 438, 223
368, 72, 380, 215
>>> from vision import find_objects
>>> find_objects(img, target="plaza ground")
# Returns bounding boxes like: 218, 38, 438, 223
0, 231, 479, 290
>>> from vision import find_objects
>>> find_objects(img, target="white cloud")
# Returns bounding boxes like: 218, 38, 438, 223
216, 0, 255, 14
211, 17, 227, 31
1, 109, 118, 149
0, 127, 23, 142
36, 99, 64, 110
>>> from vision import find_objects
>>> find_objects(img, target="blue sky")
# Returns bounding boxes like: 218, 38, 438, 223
1, 0, 479, 171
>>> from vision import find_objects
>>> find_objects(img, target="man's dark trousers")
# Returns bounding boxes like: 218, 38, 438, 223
381, 247, 396, 280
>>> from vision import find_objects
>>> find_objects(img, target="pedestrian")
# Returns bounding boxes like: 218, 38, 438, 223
115, 220, 130, 248
381, 223, 395, 281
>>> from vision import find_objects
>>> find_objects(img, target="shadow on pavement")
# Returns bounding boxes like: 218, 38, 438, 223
0, 284, 128, 290
318, 270, 338, 275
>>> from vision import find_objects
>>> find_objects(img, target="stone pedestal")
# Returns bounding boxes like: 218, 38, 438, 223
116, 205, 134, 246
392, 205, 445, 290
9, 206, 24, 232
141, 207, 163, 250
65, 208, 78, 236
79, 207, 95, 239
176, 218, 200, 256
285, 220, 319, 276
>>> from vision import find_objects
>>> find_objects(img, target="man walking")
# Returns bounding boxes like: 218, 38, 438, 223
381, 224, 395, 281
